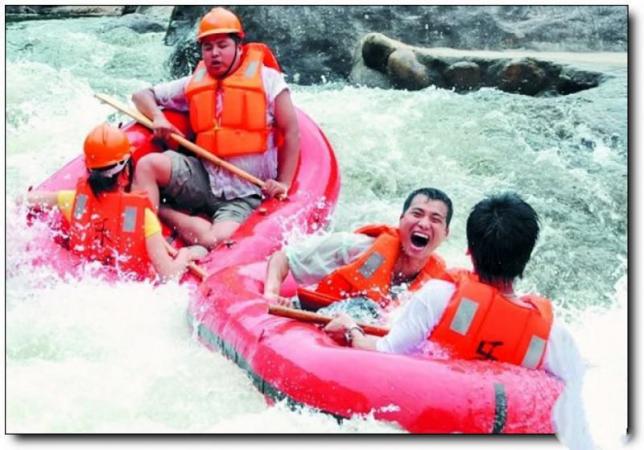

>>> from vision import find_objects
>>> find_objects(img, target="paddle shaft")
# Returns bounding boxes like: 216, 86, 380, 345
94, 93, 266, 189
161, 240, 207, 280
268, 304, 389, 337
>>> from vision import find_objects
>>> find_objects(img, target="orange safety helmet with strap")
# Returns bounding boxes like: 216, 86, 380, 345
430, 271, 553, 369
185, 39, 283, 159
313, 224, 448, 308
197, 7, 245, 41
83, 123, 131, 169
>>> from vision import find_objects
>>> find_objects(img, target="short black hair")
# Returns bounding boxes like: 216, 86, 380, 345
229, 33, 242, 45
401, 187, 453, 228
87, 159, 132, 197
201, 33, 242, 45
466, 192, 539, 285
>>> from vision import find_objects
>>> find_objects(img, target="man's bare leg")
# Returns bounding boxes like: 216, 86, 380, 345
159, 207, 241, 249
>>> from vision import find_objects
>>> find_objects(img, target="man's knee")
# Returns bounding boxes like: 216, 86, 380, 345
200, 222, 240, 248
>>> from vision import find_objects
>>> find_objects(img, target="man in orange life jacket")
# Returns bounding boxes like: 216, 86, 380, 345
324, 193, 592, 448
131, 7, 300, 249
25, 123, 203, 281
263, 187, 453, 315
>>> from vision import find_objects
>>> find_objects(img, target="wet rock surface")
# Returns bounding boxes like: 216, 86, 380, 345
98, 13, 168, 34
5, 6, 128, 20
352, 33, 605, 96
162, 5, 625, 87
7, 5, 623, 95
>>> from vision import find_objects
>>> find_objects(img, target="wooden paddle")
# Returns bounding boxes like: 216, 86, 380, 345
94, 93, 266, 189
268, 304, 390, 337
161, 240, 207, 280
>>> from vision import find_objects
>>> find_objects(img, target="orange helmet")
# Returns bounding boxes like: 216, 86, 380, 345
197, 7, 245, 41
83, 123, 132, 170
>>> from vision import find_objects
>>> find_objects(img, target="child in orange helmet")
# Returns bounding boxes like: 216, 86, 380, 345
26, 123, 204, 281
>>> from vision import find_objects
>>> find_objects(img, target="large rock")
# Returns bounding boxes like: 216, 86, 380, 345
387, 48, 431, 90
164, 5, 626, 84
349, 37, 393, 89
556, 68, 606, 95
497, 58, 548, 95
133, 6, 174, 22
351, 33, 605, 96
5, 5, 173, 28
99, 13, 168, 34
6, 5, 624, 91
444, 62, 481, 92
361, 33, 398, 73
5, 6, 127, 20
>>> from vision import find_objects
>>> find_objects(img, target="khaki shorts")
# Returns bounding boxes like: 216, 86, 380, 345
161, 150, 262, 223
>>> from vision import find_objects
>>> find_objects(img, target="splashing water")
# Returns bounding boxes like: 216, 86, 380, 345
5, 14, 627, 444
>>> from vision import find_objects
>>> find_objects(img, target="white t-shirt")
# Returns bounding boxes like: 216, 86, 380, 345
375, 279, 593, 449
288, 233, 592, 447
152, 65, 289, 199
284, 232, 375, 286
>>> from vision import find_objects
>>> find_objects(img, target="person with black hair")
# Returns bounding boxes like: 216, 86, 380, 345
264, 187, 453, 315
324, 192, 591, 448
130, 7, 300, 250
26, 123, 204, 281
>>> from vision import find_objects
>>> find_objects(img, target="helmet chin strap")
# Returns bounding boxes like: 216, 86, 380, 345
218, 42, 241, 79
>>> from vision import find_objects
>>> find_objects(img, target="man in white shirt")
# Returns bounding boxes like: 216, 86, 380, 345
264, 187, 453, 316
130, 7, 300, 249
324, 192, 593, 448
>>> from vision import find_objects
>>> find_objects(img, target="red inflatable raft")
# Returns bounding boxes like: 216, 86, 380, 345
28, 104, 562, 433
188, 261, 564, 434
28, 107, 340, 279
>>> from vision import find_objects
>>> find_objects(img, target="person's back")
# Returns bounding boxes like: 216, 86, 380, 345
26, 123, 202, 281
323, 192, 593, 449
429, 193, 552, 368
69, 177, 153, 277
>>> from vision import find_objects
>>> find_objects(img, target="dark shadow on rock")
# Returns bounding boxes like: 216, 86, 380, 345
444, 62, 481, 92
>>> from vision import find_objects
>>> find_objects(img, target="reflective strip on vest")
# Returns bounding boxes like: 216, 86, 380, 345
122, 206, 138, 233
194, 67, 206, 82
521, 335, 546, 369
450, 298, 478, 335
73, 194, 88, 220
358, 252, 384, 279
244, 61, 259, 78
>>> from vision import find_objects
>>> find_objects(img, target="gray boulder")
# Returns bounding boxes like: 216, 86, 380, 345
100, 13, 167, 34
164, 5, 626, 85
5, 6, 126, 21
497, 58, 548, 95
351, 33, 605, 96
387, 48, 431, 90
444, 62, 481, 92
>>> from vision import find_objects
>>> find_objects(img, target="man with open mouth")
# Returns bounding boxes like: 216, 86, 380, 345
263, 187, 452, 320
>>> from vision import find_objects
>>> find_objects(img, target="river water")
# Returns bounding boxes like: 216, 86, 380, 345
5, 15, 628, 448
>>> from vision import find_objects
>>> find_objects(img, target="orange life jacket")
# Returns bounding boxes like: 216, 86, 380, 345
430, 271, 553, 369
184, 42, 282, 158
68, 178, 153, 279
314, 224, 447, 308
